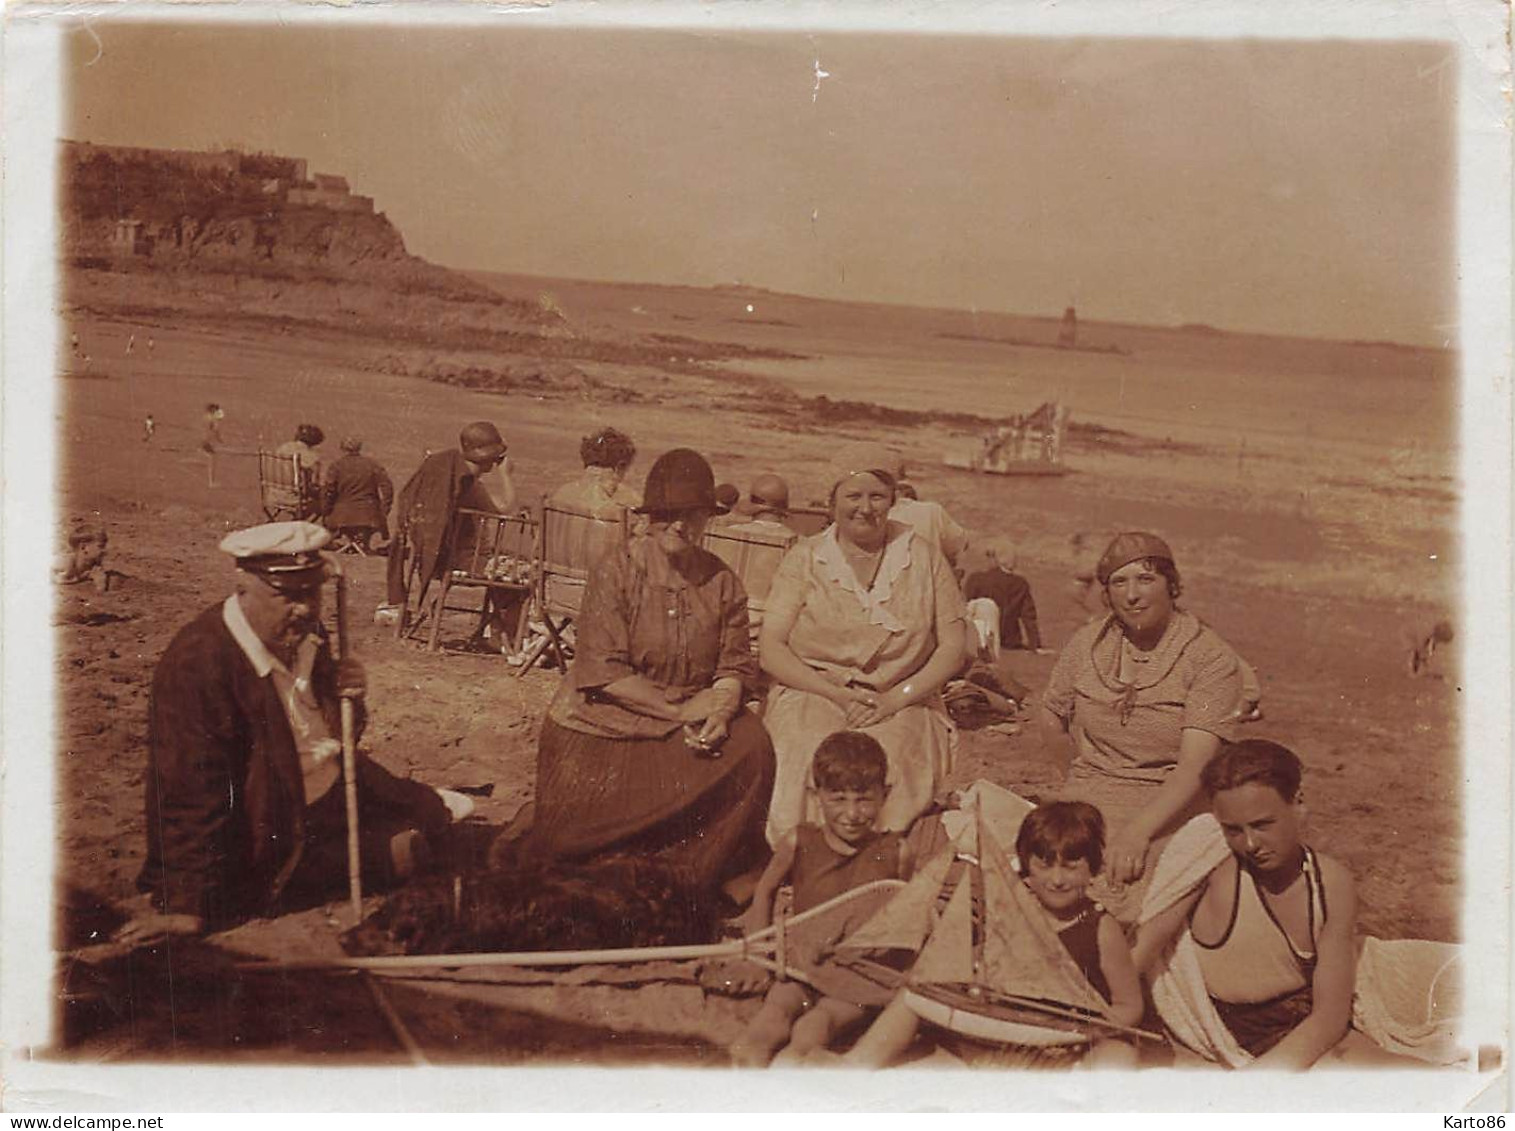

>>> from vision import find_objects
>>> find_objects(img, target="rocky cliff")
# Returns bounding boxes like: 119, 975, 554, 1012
60, 141, 542, 316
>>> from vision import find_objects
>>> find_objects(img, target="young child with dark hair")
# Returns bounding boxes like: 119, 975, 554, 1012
844, 799, 1144, 1068
728, 731, 911, 1067
1015, 801, 1145, 1062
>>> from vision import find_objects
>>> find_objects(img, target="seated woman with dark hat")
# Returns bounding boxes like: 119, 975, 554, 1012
494, 448, 776, 896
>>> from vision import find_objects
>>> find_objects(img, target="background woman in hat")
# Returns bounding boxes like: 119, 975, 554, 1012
497, 448, 775, 897
758, 442, 967, 846
1040, 531, 1248, 920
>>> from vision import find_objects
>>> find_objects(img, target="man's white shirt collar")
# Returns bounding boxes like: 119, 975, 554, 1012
222, 595, 285, 679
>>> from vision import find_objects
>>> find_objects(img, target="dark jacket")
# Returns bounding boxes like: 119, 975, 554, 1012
386, 450, 475, 605
138, 603, 364, 925
324, 453, 394, 534
963, 567, 1042, 650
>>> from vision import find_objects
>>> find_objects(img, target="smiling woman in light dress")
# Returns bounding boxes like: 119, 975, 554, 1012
758, 442, 967, 845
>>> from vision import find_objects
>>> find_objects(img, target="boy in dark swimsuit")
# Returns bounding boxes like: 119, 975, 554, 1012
1134, 739, 1358, 1068
728, 731, 910, 1066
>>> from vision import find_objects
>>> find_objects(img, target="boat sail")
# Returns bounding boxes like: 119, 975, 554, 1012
832, 782, 1160, 1051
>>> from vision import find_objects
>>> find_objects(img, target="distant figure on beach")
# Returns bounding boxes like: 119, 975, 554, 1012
147, 336, 155, 353
1406, 619, 1454, 677
142, 414, 156, 444
126, 334, 136, 356
202, 403, 224, 488
70, 332, 80, 356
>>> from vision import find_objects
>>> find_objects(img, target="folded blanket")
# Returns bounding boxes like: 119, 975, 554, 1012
1139, 816, 1468, 1067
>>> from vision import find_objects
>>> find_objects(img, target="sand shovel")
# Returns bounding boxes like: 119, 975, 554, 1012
332, 558, 363, 926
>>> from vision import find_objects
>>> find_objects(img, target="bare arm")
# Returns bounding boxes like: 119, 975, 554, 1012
730, 833, 798, 935
1097, 913, 1145, 1028
866, 618, 966, 724
1039, 704, 1076, 777
758, 602, 849, 707
1107, 727, 1221, 884
1131, 883, 1207, 974
1249, 858, 1358, 1070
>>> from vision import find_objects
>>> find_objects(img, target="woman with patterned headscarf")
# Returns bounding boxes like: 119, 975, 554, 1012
1040, 531, 1248, 920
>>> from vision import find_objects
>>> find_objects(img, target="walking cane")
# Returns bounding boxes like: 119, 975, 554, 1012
333, 559, 363, 925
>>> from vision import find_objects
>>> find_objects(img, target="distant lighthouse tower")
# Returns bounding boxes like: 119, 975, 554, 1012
1057, 305, 1077, 348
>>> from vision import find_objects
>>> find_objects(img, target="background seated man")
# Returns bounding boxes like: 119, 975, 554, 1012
1134, 738, 1358, 1069
323, 436, 395, 552
964, 536, 1044, 653
118, 522, 452, 945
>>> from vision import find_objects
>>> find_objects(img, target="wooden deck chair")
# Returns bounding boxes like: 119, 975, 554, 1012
784, 506, 831, 538
424, 507, 538, 654
258, 450, 320, 522
516, 499, 629, 677
701, 523, 797, 649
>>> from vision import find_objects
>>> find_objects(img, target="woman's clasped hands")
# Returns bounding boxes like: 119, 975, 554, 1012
679, 686, 735, 755
835, 683, 904, 730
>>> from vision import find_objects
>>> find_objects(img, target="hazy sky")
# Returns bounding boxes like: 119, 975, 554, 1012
66, 19, 1456, 345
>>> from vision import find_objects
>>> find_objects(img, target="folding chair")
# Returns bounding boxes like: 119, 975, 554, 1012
515, 500, 629, 677
425, 508, 538, 654
258, 450, 320, 522
784, 506, 831, 538
328, 522, 390, 556
701, 523, 798, 649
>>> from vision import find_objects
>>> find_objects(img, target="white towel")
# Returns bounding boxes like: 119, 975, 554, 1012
965, 597, 1000, 661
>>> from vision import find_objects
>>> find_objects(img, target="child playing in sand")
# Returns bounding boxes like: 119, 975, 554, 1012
844, 800, 1144, 1068
728, 731, 911, 1067
53, 522, 109, 591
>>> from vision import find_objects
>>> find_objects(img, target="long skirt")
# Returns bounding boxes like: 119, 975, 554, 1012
1055, 765, 1205, 924
520, 711, 776, 893
762, 683, 956, 847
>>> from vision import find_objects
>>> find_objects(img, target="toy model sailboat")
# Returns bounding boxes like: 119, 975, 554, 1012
831, 783, 1164, 1052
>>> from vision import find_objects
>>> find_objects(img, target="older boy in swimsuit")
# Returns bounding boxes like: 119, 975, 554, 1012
728, 731, 911, 1067
1134, 739, 1358, 1069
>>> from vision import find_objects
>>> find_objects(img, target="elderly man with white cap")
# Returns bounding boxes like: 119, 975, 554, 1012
118, 522, 452, 944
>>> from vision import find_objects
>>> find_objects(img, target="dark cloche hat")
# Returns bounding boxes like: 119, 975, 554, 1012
635, 449, 729, 515
459, 421, 507, 464
745, 472, 790, 515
